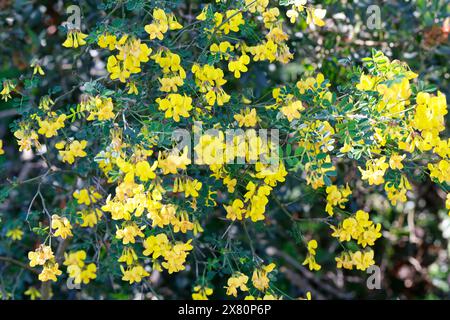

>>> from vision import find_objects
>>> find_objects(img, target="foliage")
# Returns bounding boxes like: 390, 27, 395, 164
0, 0, 449, 300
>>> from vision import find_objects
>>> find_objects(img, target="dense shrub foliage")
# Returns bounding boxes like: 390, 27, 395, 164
0, 0, 449, 299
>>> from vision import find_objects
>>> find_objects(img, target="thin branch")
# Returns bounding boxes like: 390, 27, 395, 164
0, 256, 39, 274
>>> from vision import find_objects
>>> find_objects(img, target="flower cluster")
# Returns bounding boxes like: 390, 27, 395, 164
28, 245, 62, 282
64, 250, 97, 284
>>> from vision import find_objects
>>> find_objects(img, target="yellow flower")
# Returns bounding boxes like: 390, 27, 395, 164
248, 40, 277, 62
335, 252, 354, 270
115, 222, 145, 244
24, 287, 41, 300
224, 199, 246, 221
196, 6, 208, 20
331, 210, 382, 247
252, 263, 275, 292
144, 9, 181, 40
263, 7, 280, 27
78, 209, 102, 227
340, 142, 352, 153
156, 94, 193, 122
0, 139, 4, 155
107, 55, 130, 82
286, 9, 299, 24
68, 263, 97, 284
145, 22, 165, 41
358, 223, 382, 247
38, 95, 54, 111
118, 247, 138, 266
225, 273, 249, 297
193, 220, 204, 235
385, 175, 411, 205
143, 233, 170, 258
184, 179, 202, 198
64, 250, 97, 284
38, 261, 62, 282
62, 30, 88, 48
30, 61, 45, 75
135, 160, 158, 182
210, 41, 235, 60
64, 250, 87, 268
266, 27, 289, 43
446, 194, 450, 215
1, 80, 15, 101
6, 228, 23, 241
158, 147, 191, 174
161, 240, 193, 274
106, 37, 152, 82
281, 100, 304, 122
413, 91, 447, 134
216, 10, 245, 35
28, 245, 54, 267
194, 133, 226, 165
234, 108, 258, 127
223, 175, 237, 193
121, 264, 149, 284
56, 140, 88, 164
228, 54, 250, 78
51, 214, 73, 239
85, 96, 115, 121
303, 240, 321, 271
191, 63, 229, 106
389, 153, 405, 170
359, 157, 389, 185
325, 184, 352, 216
192, 286, 213, 300
255, 161, 288, 187
307, 8, 326, 27
242, 182, 272, 222
126, 81, 138, 95
351, 250, 375, 271
245, 0, 269, 13
428, 159, 450, 184
172, 212, 195, 234
97, 33, 117, 50
356, 74, 377, 91
73, 188, 102, 205
37, 114, 66, 138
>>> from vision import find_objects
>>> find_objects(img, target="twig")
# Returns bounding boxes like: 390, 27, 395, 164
0, 256, 39, 274
269, 247, 354, 299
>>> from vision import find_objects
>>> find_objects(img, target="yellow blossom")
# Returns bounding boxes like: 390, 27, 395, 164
6, 228, 23, 241
389, 153, 405, 170
28, 245, 54, 267
73, 188, 102, 205
234, 108, 258, 127
24, 287, 41, 300
281, 100, 304, 122
225, 273, 249, 297
228, 54, 250, 78
252, 263, 275, 292
62, 30, 88, 48
121, 264, 149, 284
115, 222, 145, 244
51, 214, 73, 239
192, 286, 213, 300
38, 261, 62, 282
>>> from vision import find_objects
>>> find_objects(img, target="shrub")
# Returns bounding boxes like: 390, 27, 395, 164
0, 0, 449, 300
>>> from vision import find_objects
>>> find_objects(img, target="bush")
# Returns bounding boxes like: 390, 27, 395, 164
0, 0, 449, 300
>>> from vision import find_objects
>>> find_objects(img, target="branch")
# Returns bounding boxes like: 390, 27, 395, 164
268, 247, 354, 299
0, 256, 39, 274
